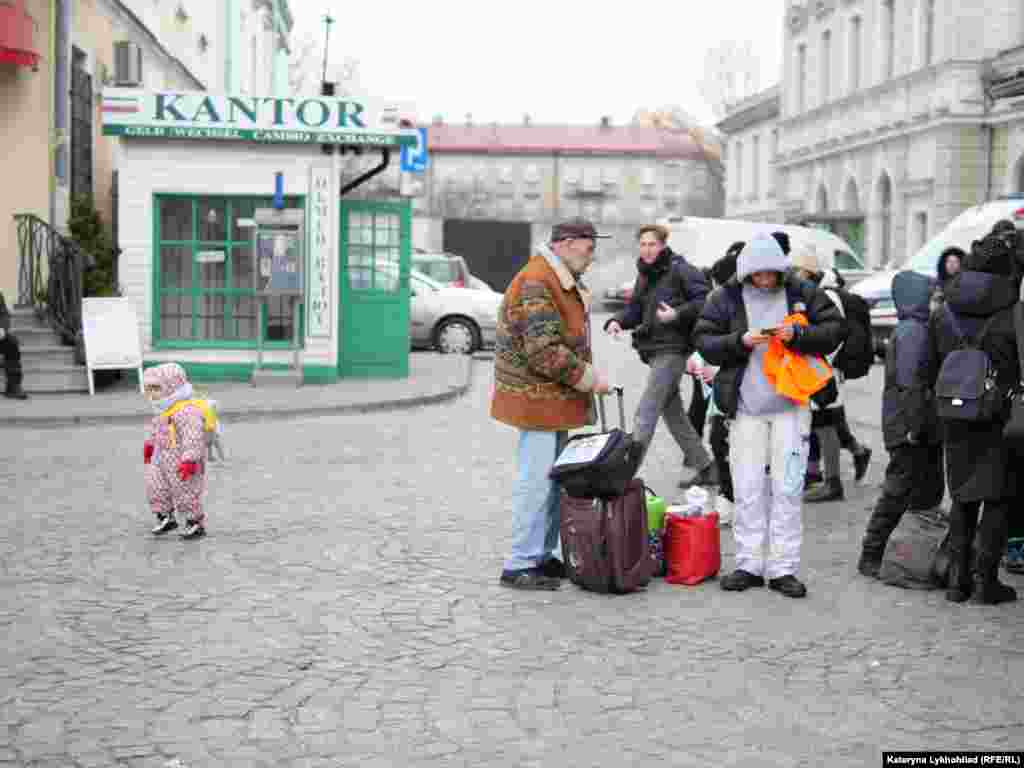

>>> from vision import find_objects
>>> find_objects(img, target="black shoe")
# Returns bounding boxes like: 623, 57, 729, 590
499, 568, 561, 591
720, 569, 765, 591
804, 478, 844, 503
857, 553, 881, 579
853, 448, 873, 485
151, 515, 178, 535
179, 520, 206, 539
970, 575, 1017, 605
3, 388, 28, 400
768, 575, 807, 598
540, 558, 567, 579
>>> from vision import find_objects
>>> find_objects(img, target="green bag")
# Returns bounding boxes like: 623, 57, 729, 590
645, 487, 667, 532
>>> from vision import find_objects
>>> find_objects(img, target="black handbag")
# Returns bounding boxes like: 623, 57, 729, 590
549, 388, 640, 499
1003, 302, 1024, 445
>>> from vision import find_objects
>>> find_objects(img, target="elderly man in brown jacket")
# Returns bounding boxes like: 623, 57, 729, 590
491, 218, 611, 590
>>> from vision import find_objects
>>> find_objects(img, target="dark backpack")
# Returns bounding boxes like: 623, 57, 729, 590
830, 288, 874, 380
934, 309, 1003, 423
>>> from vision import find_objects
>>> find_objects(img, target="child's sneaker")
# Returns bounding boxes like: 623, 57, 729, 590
179, 520, 206, 539
152, 515, 178, 535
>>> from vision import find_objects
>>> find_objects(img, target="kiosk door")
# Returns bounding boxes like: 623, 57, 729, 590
338, 200, 411, 378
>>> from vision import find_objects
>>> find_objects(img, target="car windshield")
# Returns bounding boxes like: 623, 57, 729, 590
413, 259, 459, 283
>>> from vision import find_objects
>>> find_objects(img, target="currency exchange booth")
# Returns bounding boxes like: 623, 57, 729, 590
103, 88, 415, 383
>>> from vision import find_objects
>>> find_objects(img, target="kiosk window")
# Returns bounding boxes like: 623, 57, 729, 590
345, 210, 401, 292
155, 195, 302, 345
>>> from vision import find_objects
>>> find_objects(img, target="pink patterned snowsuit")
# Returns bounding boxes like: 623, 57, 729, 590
143, 364, 207, 526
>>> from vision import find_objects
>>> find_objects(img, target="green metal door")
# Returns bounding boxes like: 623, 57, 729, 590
338, 200, 411, 378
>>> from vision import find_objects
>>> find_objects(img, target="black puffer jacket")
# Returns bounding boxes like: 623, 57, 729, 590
882, 271, 939, 450
929, 268, 1019, 502
694, 276, 847, 418
607, 247, 710, 362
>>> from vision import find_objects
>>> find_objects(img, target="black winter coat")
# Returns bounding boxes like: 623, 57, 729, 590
693, 276, 847, 419
608, 247, 710, 362
928, 269, 1019, 502
882, 272, 940, 450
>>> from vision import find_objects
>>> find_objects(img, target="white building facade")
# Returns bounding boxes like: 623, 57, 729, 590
720, 0, 1024, 269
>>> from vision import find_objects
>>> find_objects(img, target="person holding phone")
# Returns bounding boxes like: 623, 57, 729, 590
605, 224, 715, 487
694, 234, 846, 598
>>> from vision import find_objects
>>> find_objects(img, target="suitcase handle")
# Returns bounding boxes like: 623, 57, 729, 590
596, 387, 626, 432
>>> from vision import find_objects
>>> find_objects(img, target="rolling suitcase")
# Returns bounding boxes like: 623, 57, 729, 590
558, 390, 655, 594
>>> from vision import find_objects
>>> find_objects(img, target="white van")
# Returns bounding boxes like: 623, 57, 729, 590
659, 215, 870, 284
851, 195, 1024, 357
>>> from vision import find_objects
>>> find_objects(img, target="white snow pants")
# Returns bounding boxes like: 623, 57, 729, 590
729, 408, 812, 579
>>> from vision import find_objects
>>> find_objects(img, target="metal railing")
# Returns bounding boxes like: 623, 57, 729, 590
14, 213, 93, 345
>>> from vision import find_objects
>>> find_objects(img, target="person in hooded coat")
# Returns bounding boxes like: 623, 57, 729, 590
932, 246, 966, 311
695, 233, 846, 598
929, 232, 1020, 604
857, 271, 942, 577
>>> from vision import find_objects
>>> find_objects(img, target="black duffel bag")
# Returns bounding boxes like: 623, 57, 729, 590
550, 387, 640, 499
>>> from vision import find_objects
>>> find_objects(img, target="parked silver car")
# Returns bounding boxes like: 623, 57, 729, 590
409, 269, 502, 353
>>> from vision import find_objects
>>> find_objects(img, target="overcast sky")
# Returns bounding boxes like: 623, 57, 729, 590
291, 0, 785, 128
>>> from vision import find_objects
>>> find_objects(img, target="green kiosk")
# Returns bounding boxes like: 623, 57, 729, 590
101, 88, 417, 384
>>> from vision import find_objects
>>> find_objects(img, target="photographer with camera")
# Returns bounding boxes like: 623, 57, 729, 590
604, 224, 715, 487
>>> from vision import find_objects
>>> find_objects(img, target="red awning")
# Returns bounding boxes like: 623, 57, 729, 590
0, 0, 39, 69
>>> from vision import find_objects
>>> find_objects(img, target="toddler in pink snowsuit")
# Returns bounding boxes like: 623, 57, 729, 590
143, 363, 208, 538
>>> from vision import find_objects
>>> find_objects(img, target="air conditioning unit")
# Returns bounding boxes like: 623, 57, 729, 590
113, 41, 142, 86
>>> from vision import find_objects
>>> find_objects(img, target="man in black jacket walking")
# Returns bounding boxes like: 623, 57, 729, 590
0, 292, 28, 399
605, 224, 715, 486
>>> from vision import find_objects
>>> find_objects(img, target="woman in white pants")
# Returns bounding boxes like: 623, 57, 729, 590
693, 234, 846, 598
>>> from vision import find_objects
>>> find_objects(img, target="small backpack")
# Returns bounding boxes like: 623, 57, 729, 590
830, 289, 874, 380
934, 309, 1003, 423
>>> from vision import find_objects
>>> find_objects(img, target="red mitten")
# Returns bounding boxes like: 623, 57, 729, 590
144, 442, 154, 464
177, 460, 200, 481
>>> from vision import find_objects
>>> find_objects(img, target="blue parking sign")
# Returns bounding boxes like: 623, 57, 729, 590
400, 127, 428, 173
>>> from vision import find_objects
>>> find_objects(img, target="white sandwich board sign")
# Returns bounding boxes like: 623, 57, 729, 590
81, 298, 144, 396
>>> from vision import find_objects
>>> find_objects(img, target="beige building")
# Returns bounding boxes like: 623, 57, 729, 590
719, 0, 1024, 269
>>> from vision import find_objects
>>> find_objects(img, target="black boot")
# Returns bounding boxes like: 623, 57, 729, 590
946, 501, 978, 603
971, 502, 1017, 605
3, 370, 27, 400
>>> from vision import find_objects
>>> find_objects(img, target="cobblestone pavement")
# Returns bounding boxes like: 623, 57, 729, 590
2, 313, 1023, 767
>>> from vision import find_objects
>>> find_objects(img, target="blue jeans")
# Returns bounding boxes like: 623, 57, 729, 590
504, 429, 568, 572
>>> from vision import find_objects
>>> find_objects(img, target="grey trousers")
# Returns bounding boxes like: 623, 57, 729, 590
633, 352, 712, 471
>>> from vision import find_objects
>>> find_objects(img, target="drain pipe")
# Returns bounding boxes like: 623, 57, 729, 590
982, 63, 995, 202
339, 149, 391, 197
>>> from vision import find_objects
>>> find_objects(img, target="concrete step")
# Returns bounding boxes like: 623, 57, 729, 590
18, 347, 78, 369
1, 365, 89, 393
10, 325, 68, 348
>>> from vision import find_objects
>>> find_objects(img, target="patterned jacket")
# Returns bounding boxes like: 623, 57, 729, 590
490, 244, 596, 430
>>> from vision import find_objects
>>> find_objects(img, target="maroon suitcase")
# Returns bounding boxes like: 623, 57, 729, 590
561, 478, 655, 594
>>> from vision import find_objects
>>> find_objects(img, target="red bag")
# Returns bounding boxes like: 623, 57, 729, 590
664, 513, 721, 585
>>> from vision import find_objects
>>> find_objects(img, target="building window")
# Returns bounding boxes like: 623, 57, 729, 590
922, 0, 934, 67
345, 209, 402, 293
821, 30, 832, 105
752, 135, 760, 198
735, 140, 744, 199
797, 44, 808, 113
849, 15, 862, 93
154, 195, 304, 346
883, 0, 895, 80
914, 210, 928, 252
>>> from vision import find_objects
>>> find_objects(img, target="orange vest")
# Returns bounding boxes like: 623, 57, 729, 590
762, 313, 833, 405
